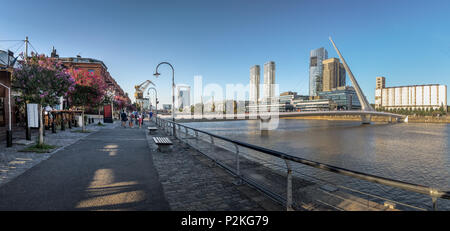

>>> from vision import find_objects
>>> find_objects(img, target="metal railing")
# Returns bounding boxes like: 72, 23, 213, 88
152, 117, 450, 211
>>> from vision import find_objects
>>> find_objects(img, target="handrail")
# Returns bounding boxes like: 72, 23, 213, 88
156, 117, 450, 201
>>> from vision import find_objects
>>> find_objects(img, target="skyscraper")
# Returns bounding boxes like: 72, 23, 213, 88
177, 85, 191, 109
249, 65, 260, 104
263, 61, 275, 101
309, 47, 328, 96
322, 58, 346, 92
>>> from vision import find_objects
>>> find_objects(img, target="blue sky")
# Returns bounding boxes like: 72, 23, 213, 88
2, 0, 450, 106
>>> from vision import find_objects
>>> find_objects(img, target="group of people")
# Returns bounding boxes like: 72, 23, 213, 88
120, 110, 153, 128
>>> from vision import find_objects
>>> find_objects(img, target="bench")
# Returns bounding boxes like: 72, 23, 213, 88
153, 136, 173, 152
148, 126, 158, 134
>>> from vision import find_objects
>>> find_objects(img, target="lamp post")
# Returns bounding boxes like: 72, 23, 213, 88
153, 62, 175, 136
147, 87, 158, 123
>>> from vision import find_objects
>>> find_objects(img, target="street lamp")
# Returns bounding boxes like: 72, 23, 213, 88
147, 87, 158, 124
153, 62, 175, 136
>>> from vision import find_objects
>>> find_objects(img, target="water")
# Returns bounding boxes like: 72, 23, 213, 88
183, 119, 450, 210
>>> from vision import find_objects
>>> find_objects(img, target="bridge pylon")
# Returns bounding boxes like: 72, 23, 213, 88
329, 37, 374, 124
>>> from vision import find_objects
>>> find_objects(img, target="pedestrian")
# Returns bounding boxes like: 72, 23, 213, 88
142, 112, 146, 125
129, 112, 134, 128
135, 111, 139, 125
138, 113, 143, 128
120, 110, 128, 128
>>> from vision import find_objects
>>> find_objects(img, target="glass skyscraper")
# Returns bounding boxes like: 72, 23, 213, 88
309, 47, 328, 96
318, 86, 361, 110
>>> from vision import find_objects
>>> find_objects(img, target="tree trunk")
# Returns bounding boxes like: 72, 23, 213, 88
82, 106, 86, 132
39, 104, 44, 145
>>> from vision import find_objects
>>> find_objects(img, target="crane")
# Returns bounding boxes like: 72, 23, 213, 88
134, 80, 155, 112
134, 80, 155, 100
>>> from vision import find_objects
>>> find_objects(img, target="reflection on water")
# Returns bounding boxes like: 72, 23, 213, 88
184, 119, 450, 210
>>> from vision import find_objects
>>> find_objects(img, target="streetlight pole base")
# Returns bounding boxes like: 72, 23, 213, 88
26, 127, 31, 140
6, 130, 12, 147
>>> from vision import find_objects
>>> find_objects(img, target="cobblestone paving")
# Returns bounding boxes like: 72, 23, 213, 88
0, 122, 120, 187
146, 122, 283, 211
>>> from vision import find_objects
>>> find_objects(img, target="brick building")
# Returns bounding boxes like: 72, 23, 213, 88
50, 48, 130, 108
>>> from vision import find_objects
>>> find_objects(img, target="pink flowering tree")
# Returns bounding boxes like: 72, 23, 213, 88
12, 54, 75, 145
114, 95, 129, 111
67, 68, 107, 131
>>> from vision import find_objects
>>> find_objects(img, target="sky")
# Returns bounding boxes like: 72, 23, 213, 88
2, 0, 450, 106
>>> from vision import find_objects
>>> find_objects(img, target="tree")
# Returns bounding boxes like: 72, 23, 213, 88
67, 68, 106, 132
114, 95, 129, 111
12, 54, 75, 145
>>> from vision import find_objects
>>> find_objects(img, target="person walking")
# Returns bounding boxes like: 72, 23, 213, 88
129, 112, 134, 128
134, 111, 139, 125
142, 112, 146, 125
120, 110, 128, 128
138, 113, 143, 128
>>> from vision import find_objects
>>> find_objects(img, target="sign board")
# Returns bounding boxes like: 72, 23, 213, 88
27, 104, 39, 128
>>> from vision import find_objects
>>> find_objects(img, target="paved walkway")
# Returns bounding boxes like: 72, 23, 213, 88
0, 125, 170, 211
147, 121, 282, 211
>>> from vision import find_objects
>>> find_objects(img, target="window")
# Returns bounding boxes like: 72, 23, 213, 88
310, 57, 318, 67
88, 69, 95, 76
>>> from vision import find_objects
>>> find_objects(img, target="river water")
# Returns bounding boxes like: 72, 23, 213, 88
184, 119, 450, 210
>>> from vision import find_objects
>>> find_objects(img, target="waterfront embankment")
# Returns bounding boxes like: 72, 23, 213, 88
281, 115, 449, 123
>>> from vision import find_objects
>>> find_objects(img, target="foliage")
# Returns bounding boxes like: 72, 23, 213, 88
12, 54, 75, 106
67, 68, 106, 107
377, 106, 447, 117
20, 143, 59, 153
114, 95, 129, 109
69, 85, 101, 107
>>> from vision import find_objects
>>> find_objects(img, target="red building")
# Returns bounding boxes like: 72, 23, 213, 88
50, 48, 131, 111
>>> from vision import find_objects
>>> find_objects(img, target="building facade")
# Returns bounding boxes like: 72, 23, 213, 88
51, 49, 130, 105
177, 85, 191, 110
318, 86, 361, 110
263, 61, 275, 102
376, 76, 386, 89
293, 98, 336, 112
249, 65, 260, 105
309, 47, 328, 96
322, 58, 346, 92
375, 77, 447, 111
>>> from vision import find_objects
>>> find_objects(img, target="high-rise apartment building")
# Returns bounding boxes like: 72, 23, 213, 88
322, 58, 346, 92
264, 61, 275, 101
309, 47, 328, 96
249, 65, 260, 104
177, 85, 191, 109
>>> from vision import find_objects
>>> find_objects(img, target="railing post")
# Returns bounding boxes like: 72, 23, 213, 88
284, 160, 293, 211
432, 197, 437, 211
234, 144, 242, 185
430, 188, 439, 211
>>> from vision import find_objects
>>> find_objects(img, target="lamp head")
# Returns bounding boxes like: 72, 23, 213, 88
153, 72, 160, 78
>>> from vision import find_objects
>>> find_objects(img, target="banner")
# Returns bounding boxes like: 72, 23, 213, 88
27, 104, 39, 128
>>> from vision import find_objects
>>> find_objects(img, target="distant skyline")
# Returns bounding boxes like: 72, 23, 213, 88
2, 0, 450, 106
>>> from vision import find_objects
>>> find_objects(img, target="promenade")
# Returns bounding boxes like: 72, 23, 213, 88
0, 120, 280, 211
